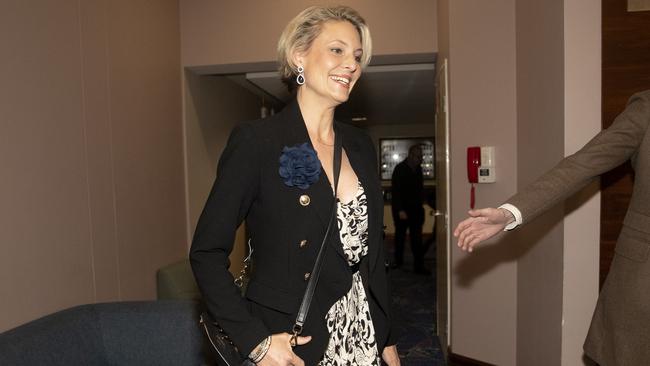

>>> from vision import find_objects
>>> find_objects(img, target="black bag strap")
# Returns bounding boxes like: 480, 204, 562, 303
291, 131, 342, 342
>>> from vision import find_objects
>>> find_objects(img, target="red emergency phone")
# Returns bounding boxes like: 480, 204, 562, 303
467, 147, 481, 208
467, 146, 481, 183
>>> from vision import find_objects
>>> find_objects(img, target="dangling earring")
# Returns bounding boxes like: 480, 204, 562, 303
296, 66, 305, 85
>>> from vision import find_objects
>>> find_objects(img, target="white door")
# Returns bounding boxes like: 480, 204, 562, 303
434, 58, 451, 357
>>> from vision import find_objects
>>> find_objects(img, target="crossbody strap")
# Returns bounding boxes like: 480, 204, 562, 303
291, 131, 342, 341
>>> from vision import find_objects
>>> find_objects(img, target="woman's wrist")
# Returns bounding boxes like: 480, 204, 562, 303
248, 335, 271, 363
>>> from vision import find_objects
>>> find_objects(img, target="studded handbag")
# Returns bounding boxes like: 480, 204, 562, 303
199, 240, 254, 366
200, 313, 254, 366
199, 312, 254, 366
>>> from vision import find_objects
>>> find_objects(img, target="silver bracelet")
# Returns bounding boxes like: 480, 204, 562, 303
249, 336, 271, 363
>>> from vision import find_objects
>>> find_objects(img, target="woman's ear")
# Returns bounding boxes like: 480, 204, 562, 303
291, 48, 305, 70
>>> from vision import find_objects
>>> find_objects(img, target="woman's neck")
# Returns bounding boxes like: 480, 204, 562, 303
297, 88, 336, 145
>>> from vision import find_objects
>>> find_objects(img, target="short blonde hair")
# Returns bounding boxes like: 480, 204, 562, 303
277, 6, 372, 87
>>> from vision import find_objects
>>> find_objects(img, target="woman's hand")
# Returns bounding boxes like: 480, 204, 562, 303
382, 345, 400, 365
256, 333, 311, 366
453, 208, 514, 252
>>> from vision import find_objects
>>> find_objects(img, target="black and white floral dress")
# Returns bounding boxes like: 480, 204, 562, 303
320, 181, 381, 365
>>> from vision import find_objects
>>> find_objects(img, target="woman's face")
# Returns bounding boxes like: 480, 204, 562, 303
296, 20, 363, 106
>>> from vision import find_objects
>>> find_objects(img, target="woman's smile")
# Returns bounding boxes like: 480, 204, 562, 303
330, 74, 352, 88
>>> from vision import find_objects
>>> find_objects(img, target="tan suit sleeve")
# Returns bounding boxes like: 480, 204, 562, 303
508, 91, 650, 224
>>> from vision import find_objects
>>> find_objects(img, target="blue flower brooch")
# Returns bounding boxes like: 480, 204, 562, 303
279, 143, 321, 189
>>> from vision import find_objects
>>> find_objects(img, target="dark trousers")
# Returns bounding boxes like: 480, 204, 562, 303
393, 215, 425, 270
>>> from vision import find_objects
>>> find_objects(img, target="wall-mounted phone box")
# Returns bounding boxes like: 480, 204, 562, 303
467, 146, 496, 184
478, 146, 496, 183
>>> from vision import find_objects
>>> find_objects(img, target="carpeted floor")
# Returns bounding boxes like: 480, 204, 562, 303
386, 235, 446, 365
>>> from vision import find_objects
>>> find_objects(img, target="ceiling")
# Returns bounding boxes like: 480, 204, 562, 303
228, 63, 436, 128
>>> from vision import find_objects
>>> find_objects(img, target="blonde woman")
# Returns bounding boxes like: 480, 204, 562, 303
191, 6, 400, 366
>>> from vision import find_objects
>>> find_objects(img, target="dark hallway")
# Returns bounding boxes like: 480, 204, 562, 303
386, 234, 445, 365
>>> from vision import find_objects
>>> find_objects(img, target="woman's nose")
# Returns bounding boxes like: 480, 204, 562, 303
343, 57, 358, 72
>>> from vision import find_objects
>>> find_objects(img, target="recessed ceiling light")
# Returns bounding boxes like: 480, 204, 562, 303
351, 117, 367, 121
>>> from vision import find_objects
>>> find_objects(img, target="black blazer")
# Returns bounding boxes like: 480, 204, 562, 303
190, 99, 396, 364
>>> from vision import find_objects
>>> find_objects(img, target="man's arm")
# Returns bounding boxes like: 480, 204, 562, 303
511, 91, 649, 222
454, 91, 650, 252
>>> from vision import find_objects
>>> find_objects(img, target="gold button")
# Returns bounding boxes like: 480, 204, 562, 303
299, 239, 308, 248
304, 272, 311, 281
299, 195, 311, 206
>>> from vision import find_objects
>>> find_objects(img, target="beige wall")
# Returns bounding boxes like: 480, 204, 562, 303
561, 1, 600, 364
0, 0, 185, 332
443, 1, 519, 364
515, 1, 601, 365
183, 73, 261, 272
180, 0, 437, 67
515, 0, 565, 364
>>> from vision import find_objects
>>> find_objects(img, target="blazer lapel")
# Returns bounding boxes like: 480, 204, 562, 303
278, 100, 343, 257
341, 127, 381, 272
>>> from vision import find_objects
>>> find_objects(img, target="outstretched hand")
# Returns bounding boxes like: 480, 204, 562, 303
453, 208, 514, 252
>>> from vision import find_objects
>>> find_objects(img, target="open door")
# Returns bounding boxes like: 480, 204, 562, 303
434, 58, 451, 358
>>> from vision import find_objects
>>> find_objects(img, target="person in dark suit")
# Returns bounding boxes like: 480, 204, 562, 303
454, 90, 650, 365
391, 145, 428, 274
190, 6, 399, 366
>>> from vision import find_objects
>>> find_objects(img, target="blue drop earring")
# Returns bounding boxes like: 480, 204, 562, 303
296, 66, 305, 85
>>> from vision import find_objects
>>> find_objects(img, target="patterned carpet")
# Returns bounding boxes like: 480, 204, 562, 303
387, 236, 446, 365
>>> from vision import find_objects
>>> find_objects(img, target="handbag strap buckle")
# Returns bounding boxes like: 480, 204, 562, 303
290, 324, 303, 347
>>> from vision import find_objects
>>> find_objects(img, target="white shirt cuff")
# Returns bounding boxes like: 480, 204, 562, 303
498, 203, 522, 231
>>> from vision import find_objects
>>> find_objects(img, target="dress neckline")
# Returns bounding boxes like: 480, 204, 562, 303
337, 181, 364, 207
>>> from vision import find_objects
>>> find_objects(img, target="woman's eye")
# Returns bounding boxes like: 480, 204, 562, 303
331, 48, 343, 54
355, 55, 362, 63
